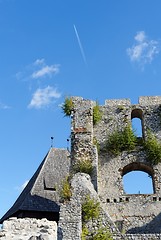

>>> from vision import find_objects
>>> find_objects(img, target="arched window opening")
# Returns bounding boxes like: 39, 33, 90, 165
132, 118, 142, 137
122, 162, 154, 194
123, 171, 153, 194
131, 109, 144, 138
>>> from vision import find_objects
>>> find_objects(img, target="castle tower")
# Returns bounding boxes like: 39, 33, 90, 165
71, 96, 161, 234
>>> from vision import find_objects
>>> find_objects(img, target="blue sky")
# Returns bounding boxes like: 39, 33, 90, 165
0, 0, 161, 218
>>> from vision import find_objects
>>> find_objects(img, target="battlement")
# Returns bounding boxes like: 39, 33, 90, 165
105, 98, 131, 106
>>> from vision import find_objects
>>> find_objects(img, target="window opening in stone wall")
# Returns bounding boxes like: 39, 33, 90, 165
123, 171, 153, 194
132, 118, 142, 137
131, 109, 144, 138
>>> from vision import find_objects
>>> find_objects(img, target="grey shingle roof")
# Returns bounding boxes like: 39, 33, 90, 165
0, 148, 71, 223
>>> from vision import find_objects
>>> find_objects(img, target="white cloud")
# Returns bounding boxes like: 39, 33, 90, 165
28, 86, 61, 109
127, 31, 159, 66
134, 31, 146, 42
16, 59, 60, 81
33, 58, 45, 66
32, 65, 60, 79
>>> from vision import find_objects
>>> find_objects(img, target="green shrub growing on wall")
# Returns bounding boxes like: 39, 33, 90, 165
81, 196, 113, 240
93, 227, 113, 240
144, 131, 161, 165
82, 195, 100, 222
93, 102, 102, 125
61, 97, 73, 116
60, 177, 72, 201
106, 124, 137, 155
73, 159, 93, 175
81, 226, 89, 240
81, 226, 113, 240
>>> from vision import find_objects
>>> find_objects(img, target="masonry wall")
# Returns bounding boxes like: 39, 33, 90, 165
58, 173, 121, 240
71, 97, 98, 190
0, 218, 57, 240
94, 96, 161, 234
71, 96, 161, 235
2, 96, 161, 239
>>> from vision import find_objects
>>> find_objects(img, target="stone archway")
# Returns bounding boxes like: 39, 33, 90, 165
122, 162, 155, 194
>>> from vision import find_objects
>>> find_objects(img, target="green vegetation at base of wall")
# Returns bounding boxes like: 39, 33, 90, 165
81, 226, 113, 240
81, 195, 113, 239
92, 227, 113, 240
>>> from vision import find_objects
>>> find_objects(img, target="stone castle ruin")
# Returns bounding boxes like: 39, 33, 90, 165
1, 96, 161, 239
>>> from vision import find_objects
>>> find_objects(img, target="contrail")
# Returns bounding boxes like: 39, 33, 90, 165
73, 24, 87, 66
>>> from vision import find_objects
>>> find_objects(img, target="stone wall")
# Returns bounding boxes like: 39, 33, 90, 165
71, 97, 98, 190
57, 172, 161, 239
0, 218, 57, 240
124, 234, 161, 239
70, 96, 161, 234
2, 96, 161, 239
58, 173, 121, 240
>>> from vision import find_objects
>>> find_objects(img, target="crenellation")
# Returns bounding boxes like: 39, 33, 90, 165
139, 96, 161, 105
105, 98, 131, 106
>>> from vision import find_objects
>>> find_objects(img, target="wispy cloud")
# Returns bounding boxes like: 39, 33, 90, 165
32, 65, 60, 79
127, 31, 159, 67
28, 86, 61, 109
0, 102, 10, 109
33, 58, 45, 66
15, 59, 61, 109
15, 58, 60, 81
31, 58, 60, 79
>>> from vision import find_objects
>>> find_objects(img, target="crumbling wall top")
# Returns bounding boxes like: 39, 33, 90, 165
139, 96, 161, 105
105, 98, 131, 106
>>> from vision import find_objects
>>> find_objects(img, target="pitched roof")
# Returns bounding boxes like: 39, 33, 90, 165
0, 148, 71, 223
